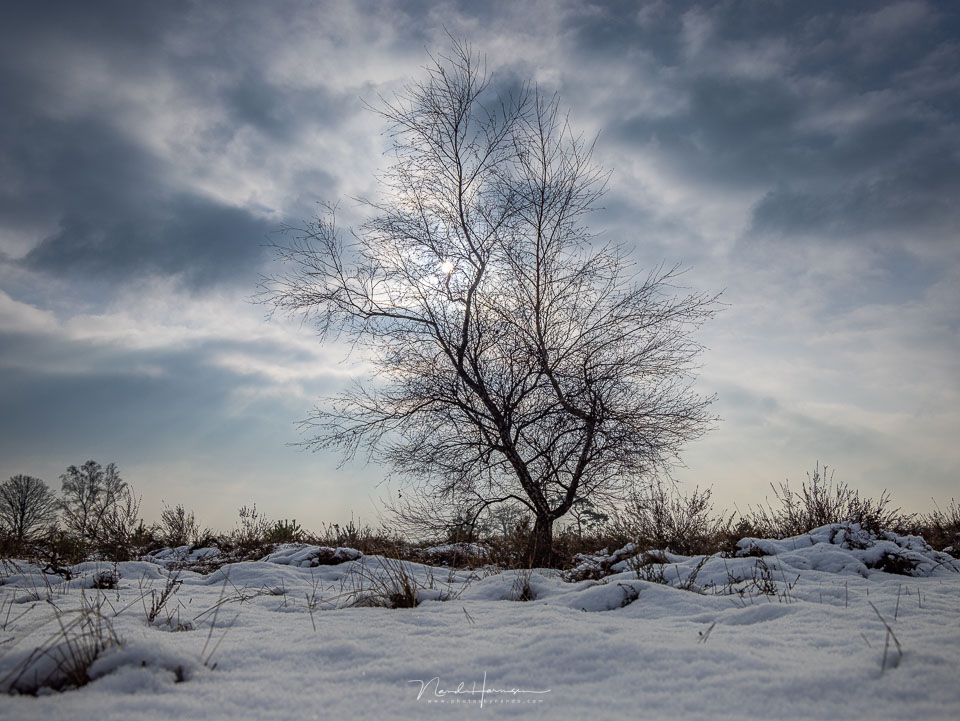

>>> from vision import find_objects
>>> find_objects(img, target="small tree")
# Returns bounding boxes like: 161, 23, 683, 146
0, 475, 58, 543
262, 42, 717, 565
60, 460, 127, 543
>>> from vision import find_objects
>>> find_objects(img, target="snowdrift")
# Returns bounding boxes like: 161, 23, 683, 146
0, 524, 957, 720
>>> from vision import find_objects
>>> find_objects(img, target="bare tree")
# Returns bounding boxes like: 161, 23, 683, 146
0, 475, 58, 543
262, 42, 718, 565
60, 460, 127, 543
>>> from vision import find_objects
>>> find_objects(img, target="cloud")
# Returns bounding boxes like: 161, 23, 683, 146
0, 1, 354, 288
21, 190, 275, 290
1, 0, 958, 523
0, 277, 362, 527
553, 1, 960, 267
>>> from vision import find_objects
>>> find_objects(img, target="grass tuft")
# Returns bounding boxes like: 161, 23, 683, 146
1, 594, 121, 695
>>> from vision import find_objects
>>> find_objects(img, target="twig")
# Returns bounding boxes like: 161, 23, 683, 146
698, 622, 716, 644
867, 601, 902, 672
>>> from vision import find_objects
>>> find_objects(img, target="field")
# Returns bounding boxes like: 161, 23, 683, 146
2, 522, 959, 720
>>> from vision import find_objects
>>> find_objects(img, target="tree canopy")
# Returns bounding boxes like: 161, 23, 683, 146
262, 42, 718, 565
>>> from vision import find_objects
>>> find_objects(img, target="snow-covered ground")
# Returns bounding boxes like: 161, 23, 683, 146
1, 524, 959, 720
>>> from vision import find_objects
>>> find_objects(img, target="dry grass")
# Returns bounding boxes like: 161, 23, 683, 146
1, 593, 121, 695
509, 567, 536, 601
346, 557, 422, 608
141, 571, 182, 625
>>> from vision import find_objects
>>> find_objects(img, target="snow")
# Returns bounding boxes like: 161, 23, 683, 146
259, 544, 362, 568
420, 542, 489, 560
1, 526, 958, 720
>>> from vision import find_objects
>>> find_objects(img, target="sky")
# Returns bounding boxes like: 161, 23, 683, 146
1, 0, 958, 532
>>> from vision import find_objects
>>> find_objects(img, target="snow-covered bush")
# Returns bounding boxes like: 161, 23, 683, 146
735, 521, 960, 577
261, 544, 362, 568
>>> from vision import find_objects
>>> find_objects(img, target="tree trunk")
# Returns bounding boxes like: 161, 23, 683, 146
527, 515, 554, 568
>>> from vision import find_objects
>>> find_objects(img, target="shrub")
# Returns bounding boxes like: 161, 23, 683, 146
232, 504, 272, 552
0, 528, 18, 558
159, 504, 202, 547
266, 519, 302, 544
130, 521, 163, 554
611, 478, 735, 556
444, 514, 477, 545
918, 498, 960, 555
37, 529, 87, 575
745, 462, 906, 538
482, 515, 533, 568
91, 487, 142, 561
311, 518, 409, 558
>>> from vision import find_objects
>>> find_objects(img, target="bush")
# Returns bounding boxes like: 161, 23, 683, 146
130, 521, 163, 554
37, 529, 87, 575
482, 515, 533, 568
610, 478, 735, 556
90, 487, 142, 561
159, 504, 201, 547
232, 504, 272, 553
265, 519, 302, 544
744, 463, 906, 538
311, 518, 408, 558
0, 528, 21, 558
918, 498, 960, 555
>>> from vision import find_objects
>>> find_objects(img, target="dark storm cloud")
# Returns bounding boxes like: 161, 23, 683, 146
613, 76, 817, 186
1, 115, 274, 287
751, 156, 960, 241
564, 1, 960, 247
4, 0, 956, 285
0, 358, 224, 461
0, 0, 346, 290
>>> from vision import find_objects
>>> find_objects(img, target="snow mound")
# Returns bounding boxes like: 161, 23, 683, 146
145, 545, 222, 569
0, 627, 198, 695
565, 542, 638, 581
736, 522, 960, 577
87, 640, 200, 691
260, 544, 362, 567
566, 523, 959, 585
2, 542, 959, 719
418, 542, 488, 566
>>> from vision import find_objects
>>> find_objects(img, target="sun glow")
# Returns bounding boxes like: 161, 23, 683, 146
440, 260, 455, 275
